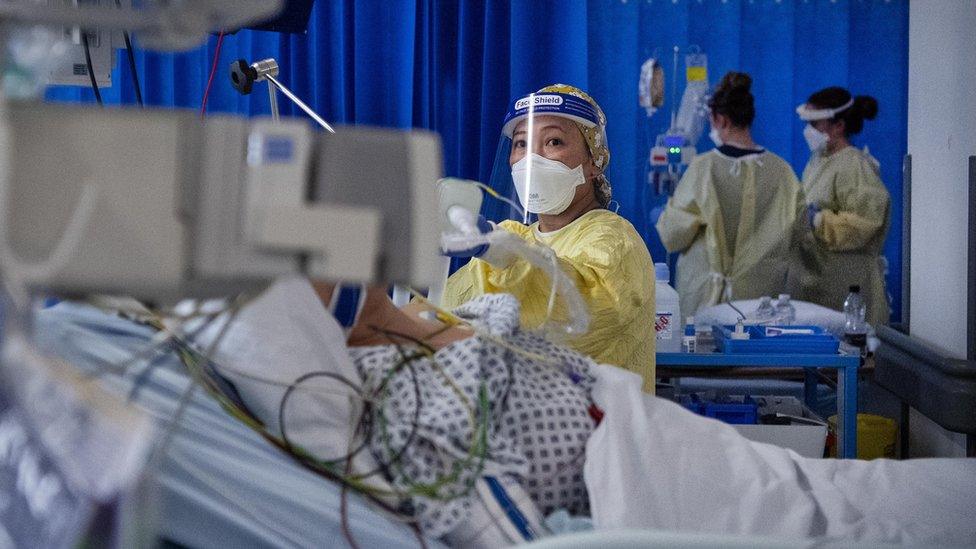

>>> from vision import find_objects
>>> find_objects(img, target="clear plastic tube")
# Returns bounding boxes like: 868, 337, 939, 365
441, 230, 590, 338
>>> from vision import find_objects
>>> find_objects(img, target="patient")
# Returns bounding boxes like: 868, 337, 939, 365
164, 277, 976, 546
309, 281, 472, 350
190, 277, 596, 543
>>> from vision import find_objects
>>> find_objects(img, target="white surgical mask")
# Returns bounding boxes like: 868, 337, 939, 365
803, 124, 829, 152
708, 127, 724, 147
511, 153, 585, 215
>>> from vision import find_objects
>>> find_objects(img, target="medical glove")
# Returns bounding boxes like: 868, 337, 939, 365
442, 215, 492, 258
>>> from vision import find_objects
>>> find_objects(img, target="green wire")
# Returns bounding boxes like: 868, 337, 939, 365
374, 349, 490, 501
170, 312, 495, 509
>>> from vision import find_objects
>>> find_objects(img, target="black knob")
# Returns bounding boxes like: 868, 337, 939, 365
229, 59, 258, 95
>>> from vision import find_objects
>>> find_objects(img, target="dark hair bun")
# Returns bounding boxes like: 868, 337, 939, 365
855, 95, 878, 120
721, 71, 752, 93
708, 71, 755, 128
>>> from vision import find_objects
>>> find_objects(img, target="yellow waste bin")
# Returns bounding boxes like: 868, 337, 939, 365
827, 414, 897, 459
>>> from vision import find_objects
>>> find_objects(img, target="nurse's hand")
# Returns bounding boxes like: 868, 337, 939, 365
441, 215, 492, 258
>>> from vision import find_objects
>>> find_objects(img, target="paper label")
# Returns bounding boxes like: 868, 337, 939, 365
655, 312, 674, 340
686, 66, 707, 82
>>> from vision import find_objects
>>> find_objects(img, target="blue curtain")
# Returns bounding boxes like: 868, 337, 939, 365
46, 0, 908, 321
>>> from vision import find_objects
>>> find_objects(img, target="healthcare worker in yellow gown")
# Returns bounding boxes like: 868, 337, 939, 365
656, 72, 811, 317
442, 84, 657, 392
796, 87, 891, 324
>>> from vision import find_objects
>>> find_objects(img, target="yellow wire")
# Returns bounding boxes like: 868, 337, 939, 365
407, 288, 558, 365
472, 181, 525, 217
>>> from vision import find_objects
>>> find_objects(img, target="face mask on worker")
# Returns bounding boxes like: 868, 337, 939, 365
803, 123, 829, 152
511, 153, 586, 215
708, 126, 724, 147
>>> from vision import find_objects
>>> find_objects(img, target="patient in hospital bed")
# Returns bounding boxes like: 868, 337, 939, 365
186, 276, 596, 544
180, 276, 976, 547
41, 276, 976, 547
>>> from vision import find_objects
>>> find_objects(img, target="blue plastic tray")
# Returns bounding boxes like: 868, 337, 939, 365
679, 394, 758, 424
712, 325, 840, 355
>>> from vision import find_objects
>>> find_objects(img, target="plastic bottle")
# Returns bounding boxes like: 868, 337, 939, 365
753, 296, 775, 322
774, 294, 796, 325
843, 285, 868, 356
682, 316, 697, 353
653, 263, 682, 353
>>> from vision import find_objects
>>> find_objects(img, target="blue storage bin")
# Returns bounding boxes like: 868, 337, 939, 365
678, 394, 758, 424
704, 396, 758, 424
712, 325, 840, 354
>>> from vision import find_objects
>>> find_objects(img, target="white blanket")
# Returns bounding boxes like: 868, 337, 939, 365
584, 365, 976, 545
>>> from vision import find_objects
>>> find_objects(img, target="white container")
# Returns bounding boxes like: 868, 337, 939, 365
654, 263, 682, 353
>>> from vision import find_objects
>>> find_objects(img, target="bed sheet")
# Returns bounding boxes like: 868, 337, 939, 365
585, 365, 976, 546
33, 302, 442, 549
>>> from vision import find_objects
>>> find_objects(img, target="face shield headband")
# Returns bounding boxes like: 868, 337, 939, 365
501, 92, 601, 138
492, 90, 611, 223
795, 97, 854, 121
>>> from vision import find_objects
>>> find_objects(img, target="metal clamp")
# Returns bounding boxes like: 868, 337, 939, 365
229, 58, 335, 133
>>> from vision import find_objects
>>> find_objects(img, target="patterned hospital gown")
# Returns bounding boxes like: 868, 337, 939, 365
348, 293, 597, 537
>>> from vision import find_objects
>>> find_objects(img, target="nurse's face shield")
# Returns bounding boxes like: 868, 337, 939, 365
795, 98, 854, 121
490, 92, 602, 224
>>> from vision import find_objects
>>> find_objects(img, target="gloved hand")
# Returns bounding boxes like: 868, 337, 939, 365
442, 215, 492, 258
806, 204, 820, 230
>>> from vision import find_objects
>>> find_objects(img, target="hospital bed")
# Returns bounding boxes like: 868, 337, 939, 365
33, 301, 445, 549
33, 299, 976, 548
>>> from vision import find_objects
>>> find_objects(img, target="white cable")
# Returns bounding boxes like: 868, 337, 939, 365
471, 182, 525, 219
543, 248, 559, 327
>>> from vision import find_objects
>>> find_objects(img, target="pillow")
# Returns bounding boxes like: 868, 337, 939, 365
695, 298, 847, 337
187, 276, 390, 492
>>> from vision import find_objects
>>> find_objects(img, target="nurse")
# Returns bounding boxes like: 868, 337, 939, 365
796, 87, 891, 324
656, 72, 809, 317
442, 84, 657, 391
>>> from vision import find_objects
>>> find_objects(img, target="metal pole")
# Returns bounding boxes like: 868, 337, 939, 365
267, 81, 279, 123
670, 46, 679, 131
837, 362, 858, 459
266, 74, 336, 134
